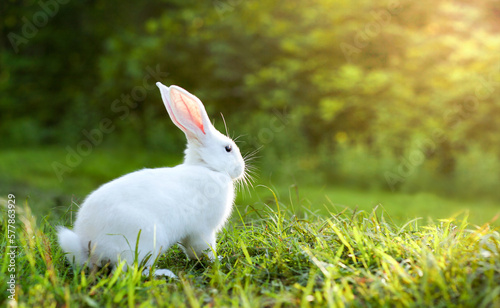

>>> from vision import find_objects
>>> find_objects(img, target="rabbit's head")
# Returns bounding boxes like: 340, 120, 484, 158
156, 82, 245, 181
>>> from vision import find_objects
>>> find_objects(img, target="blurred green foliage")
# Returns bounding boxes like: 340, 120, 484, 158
1, 0, 500, 200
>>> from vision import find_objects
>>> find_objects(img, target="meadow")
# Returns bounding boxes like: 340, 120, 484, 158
1, 148, 499, 307
3, 0, 500, 306
1, 188, 499, 307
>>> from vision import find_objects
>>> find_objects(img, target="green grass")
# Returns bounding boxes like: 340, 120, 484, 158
1, 196, 499, 307
1, 147, 499, 306
248, 185, 500, 227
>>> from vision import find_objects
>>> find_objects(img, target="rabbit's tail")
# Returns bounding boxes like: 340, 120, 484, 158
57, 227, 87, 266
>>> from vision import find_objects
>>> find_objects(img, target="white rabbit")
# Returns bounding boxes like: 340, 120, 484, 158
58, 82, 246, 278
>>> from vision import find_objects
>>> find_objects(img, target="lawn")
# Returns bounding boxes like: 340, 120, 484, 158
254, 185, 500, 227
1, 148, 499, 307
1, 197, 499, 307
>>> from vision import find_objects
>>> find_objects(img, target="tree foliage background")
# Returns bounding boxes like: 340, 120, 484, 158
1, 0, 500, 200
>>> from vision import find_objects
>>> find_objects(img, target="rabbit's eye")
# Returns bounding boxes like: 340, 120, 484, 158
225, 145, 232, 152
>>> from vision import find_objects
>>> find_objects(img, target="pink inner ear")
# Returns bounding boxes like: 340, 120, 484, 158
170, 88, 206, 135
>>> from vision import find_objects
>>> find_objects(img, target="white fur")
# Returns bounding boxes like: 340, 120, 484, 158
58, 83, 245, 277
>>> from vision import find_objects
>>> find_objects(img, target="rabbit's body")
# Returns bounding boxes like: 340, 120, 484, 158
60, 165, 233, 267
58, 83, 246, 277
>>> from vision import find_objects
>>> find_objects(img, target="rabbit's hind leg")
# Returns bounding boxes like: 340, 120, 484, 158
180, 232, 217, 261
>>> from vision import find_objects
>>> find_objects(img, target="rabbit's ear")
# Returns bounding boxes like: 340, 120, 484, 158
156, 83, 211, 142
